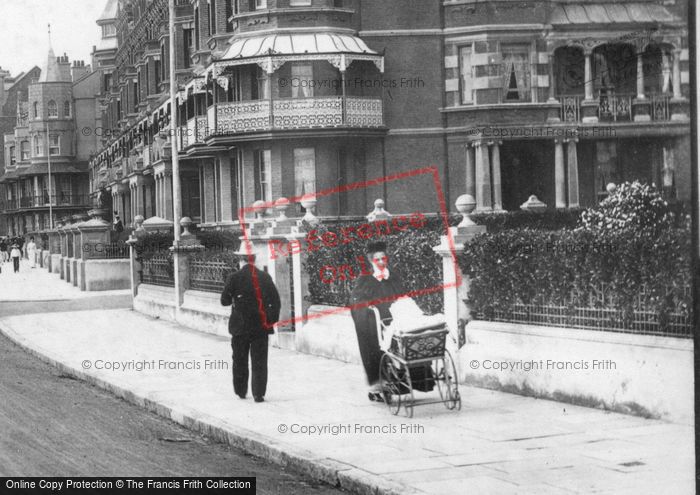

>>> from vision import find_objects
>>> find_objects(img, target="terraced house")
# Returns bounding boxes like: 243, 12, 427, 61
87, 0, 691, 231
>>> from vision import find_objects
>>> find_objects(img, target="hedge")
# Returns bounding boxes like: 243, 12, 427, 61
134, 229, 242, 263
459, 227, 692, 331
302, 216, 446, 314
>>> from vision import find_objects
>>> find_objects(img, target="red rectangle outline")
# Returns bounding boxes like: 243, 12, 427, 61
237, 166, 461, 330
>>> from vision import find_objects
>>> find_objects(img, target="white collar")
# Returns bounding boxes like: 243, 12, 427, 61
372, 266, 390, 281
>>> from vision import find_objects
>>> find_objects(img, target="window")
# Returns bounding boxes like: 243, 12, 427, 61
209, 0, 217, 36
33, 102, 38, 118
8, 146, 15, 165
47, 100, 58, 118
49, 134, 60, 156
501, 44, 531, 102
33, 135, 43, 156
155, 59, 162, 88
291, 63, 313, 98
254, 149, 271, 202
194, 7, 200, 51
333, 0, 343, 7
249, 0, 266, 10
294, 148, 316, 197
20, 141, 29, 160
226, 0, 237, 32
254, 66, 269, 100
290, 0, 311, 5
183, 28, 193, 68
64, 101, 71, 118
459, 46, 473, 104
102, 24, 116, 37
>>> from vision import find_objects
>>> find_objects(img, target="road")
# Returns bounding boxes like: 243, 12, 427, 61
0, 299, 345, 494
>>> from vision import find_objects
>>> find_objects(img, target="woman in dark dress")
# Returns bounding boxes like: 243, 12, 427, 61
350, 241, 405, 402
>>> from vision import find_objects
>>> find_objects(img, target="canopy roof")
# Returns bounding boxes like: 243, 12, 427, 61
213, 33, 384, 74
550, 3, 681, 25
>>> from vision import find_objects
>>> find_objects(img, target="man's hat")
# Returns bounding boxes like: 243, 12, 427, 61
232, 242, 256, 259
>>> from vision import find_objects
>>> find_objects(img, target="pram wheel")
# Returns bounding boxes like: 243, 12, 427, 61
436, 350, 461, 410
379, 353, 402, 415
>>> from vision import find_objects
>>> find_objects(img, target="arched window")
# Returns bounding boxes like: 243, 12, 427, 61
64, 101, 71, 118
47, 100, 58, 118
33, 102, 38, 118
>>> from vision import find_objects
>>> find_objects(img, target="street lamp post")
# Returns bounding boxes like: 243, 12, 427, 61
169, 0, 181, 244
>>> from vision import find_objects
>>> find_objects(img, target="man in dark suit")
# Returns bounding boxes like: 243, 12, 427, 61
221, 246, 280, 403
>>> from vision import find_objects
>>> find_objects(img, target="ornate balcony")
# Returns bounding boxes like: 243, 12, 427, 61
214, 96, 384, 135
559, 93, 674, 123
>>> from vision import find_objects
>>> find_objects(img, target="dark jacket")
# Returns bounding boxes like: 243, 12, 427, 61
221, 264, 281, 336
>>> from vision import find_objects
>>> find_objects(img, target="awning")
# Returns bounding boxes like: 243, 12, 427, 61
212, 32, 384, 76
550, 3, 682, 25
18, 163, 85, 176
0, 170, 19, 183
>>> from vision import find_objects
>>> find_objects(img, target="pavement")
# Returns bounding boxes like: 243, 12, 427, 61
0, 260, 695, 495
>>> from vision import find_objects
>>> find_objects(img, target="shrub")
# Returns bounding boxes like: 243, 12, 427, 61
579, 181, 672, 232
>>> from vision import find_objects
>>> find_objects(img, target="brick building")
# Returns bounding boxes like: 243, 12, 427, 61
87, 0, 691, 230
0, 44, 103, 236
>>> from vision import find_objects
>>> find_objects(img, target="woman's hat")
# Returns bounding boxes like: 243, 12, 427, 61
366, 241, 388, 255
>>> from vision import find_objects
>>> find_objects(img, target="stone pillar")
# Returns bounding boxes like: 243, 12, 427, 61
672, 48, 682, 100
584, 50, 593, 101
547, 52, 556, 101
465, 143, 476, 198
433, 194, 486, 379
580, 50, 599, 123
566, 138, 580, 208
474, 142, 492, 212
555, 139, 566, 208
172, 217, 204, 308
636, 51, 645, 100
489, 141, 503, 212
263, 199, 296, 337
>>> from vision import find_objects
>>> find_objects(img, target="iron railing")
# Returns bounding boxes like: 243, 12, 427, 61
479, 284, 692, 338
140, 255, 175, 287
189, 259, 235, 293
87, 242, 130, 260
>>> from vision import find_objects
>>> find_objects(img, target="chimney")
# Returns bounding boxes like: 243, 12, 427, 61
72, 60, 90, 82
58, 53, 72, 81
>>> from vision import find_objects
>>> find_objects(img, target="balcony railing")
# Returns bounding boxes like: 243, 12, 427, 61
16, 194, 89, 209
598, 93, 633, 122
215, 96, 384, 135
559, 93, 673, 123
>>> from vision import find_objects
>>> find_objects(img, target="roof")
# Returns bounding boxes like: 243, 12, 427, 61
549, 3, 681, 25
97, 0, 118, 24
220, 32, 379, 60
38, 47, 69, 83
216, 33, 384, 72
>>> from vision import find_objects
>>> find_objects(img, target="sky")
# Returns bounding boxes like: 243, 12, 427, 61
0, 0, 107, 76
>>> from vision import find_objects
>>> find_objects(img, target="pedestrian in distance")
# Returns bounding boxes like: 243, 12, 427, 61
220, 244, 281, 403
113, 212, 124, 233
10, 243, 21, 273
0, 238, 7, 263
26, 236, 37, 268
